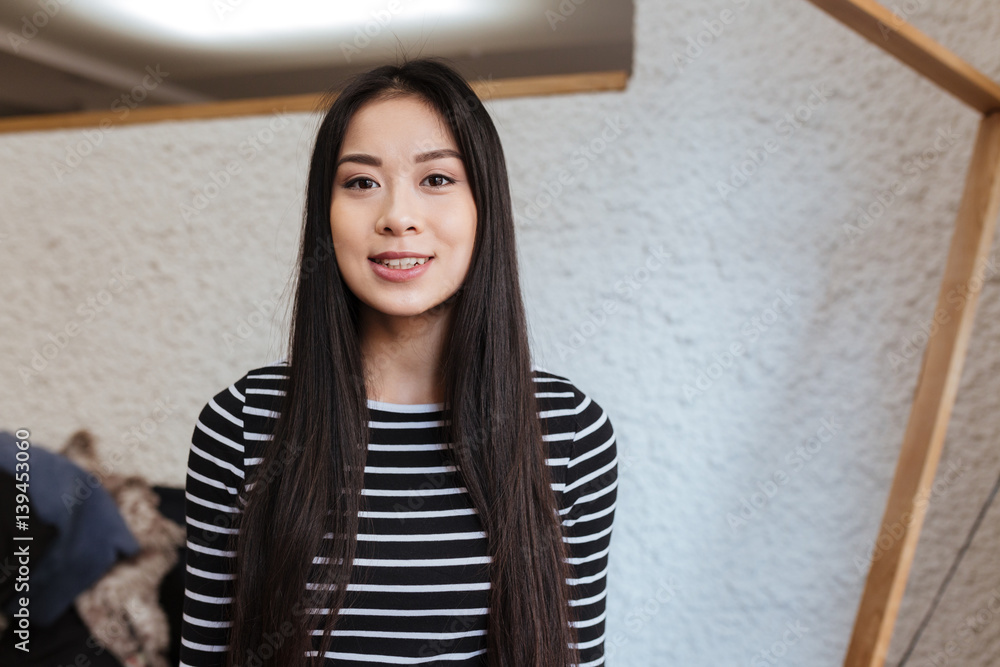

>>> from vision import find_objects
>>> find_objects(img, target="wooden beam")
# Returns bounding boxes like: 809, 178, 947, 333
803, 0, 1000, 113
0, 69, 629, 134
843, 110, 1000, 666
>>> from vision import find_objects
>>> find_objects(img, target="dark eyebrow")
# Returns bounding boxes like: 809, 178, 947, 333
335, 148, 463, 169
337, 153, 380, 168
415, 148, 463, 163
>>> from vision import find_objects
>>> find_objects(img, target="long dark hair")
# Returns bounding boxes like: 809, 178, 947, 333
227, 58, 580, 666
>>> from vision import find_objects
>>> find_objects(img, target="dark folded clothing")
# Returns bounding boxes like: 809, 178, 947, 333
0, 431, 139, 627
153, 485, 186, 667
0, 603, 124, 667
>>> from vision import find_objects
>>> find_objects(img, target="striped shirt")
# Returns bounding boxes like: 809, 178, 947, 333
180, 360, 618, 666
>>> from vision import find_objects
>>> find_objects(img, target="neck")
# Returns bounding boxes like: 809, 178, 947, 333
358, 304, 452, 405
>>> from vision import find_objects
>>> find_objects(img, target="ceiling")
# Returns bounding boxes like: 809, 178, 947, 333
0, 0, 633, 119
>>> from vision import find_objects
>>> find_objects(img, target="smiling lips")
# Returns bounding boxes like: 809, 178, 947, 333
371, 256, 429, 269
369, 250, 432, 271
368, 254, 433, 282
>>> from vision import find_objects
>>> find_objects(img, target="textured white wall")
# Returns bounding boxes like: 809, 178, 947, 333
2, 0, 1000, 664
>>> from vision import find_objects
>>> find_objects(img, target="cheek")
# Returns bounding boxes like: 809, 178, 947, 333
438, 198, 477, 247
463, 205, 478, 253
329, 222, 357, 273
448, 221, 477, 281
329, 203, 360, 245
329, 201, 346, 236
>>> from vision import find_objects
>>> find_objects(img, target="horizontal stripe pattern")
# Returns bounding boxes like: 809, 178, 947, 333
181, 361, 617, 667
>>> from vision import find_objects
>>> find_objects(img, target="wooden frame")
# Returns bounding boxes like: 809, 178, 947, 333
0, 70, 629, 134
802, 2, 1000, 666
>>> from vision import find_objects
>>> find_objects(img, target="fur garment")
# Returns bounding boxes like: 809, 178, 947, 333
61, 430, 185, 667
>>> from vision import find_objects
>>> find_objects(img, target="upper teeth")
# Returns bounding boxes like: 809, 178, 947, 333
374, 257, 428, 269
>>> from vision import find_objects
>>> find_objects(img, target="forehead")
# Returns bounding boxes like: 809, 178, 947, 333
340, 95, 456, 154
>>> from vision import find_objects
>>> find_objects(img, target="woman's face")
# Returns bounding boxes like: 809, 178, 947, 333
330, 94, 477, 321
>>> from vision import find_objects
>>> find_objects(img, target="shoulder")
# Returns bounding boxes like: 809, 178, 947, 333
530, 364, 616, 449
198, 358, 290, 414
233, 358, 291, 449
246, 357, 291, 377
192, 358, 291, 453
530, 363, 580, 403
241, 358, 292, 401
531, 364, 610, 424
531, 365, 618, 508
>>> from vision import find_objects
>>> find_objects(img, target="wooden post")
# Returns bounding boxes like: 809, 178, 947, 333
802, 0, 1000, 113
799, 4, 1000, 664
843, 110, 1000, 666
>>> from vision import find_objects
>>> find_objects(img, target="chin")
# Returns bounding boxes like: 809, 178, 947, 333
363, 299, 442, 320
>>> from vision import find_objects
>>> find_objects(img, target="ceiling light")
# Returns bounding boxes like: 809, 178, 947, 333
76, 0, 482, 41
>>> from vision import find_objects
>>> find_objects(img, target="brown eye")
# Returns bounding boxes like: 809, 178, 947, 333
346, 178, 378, 190
423, 174, 453, 187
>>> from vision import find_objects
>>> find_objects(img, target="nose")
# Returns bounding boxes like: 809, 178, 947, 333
377, 180, 421, 235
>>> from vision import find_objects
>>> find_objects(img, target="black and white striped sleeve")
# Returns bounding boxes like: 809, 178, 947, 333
180, 376, 247, 667
563, 389, 618, 667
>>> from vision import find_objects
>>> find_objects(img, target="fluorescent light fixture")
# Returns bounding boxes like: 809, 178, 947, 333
79, 0, 482, 40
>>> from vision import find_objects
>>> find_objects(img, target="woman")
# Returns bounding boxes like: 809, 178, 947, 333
180, 58, 618, 667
